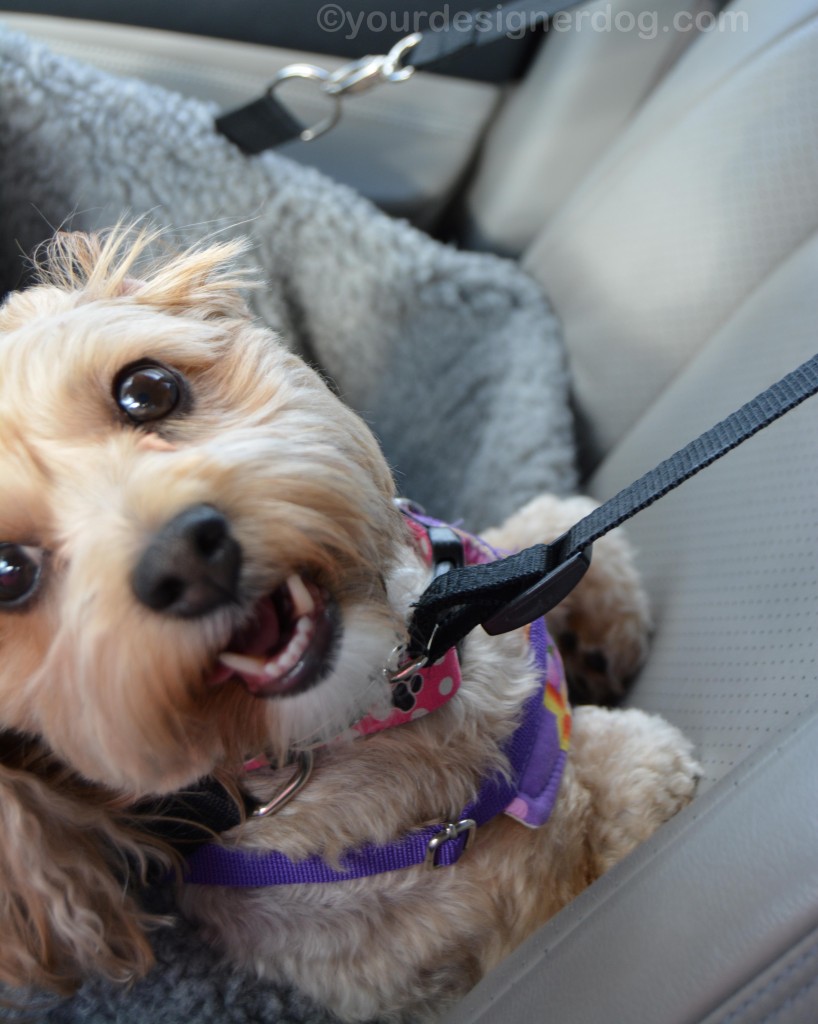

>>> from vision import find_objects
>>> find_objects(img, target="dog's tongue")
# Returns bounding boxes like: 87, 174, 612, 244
214, 576, 336, 698
230, 596, 282, 658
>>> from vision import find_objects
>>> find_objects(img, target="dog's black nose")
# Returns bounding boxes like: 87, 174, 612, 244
131, 504, 241, 617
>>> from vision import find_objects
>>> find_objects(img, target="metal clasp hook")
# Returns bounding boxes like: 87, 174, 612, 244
425, 819, 477, 868
270, 33, 423, 140
325, 55, 390, 97
325, 33, 423, 96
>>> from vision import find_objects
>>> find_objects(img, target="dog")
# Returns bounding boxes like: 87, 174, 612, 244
0, 226, 698, 1022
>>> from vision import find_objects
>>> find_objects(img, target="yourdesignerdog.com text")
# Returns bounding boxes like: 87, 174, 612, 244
316, 4, 750, 43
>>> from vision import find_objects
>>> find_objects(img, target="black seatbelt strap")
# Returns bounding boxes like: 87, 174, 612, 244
406, 352, 818, 666
216, 0, 590, 153
407, 0, 593, 66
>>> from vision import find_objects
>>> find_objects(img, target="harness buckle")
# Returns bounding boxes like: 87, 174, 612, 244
425, 818, 477, 868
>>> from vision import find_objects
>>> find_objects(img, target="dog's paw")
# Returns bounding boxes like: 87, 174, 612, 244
549, 541, 651, 706
571, 706, 700, 872
615, 707, 700, 824
483, 494, 651, 706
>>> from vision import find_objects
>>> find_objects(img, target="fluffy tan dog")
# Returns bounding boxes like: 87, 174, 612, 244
0, 227, 698, 1022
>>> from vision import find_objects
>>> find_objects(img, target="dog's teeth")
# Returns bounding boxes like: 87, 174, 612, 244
268, 651, 296, 675
219, 652, 267, 676
287, 574, 315, 618
264, 618, 315, 677
266, 642, 301, 676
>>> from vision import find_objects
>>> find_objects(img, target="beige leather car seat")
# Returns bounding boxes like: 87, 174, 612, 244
446, 1, 818, 1022
462, 0, 720, 256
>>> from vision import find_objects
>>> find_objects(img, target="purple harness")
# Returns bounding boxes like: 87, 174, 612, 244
184, 516, 571, 887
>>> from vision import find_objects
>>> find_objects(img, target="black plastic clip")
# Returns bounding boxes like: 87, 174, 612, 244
481, 544, 593, 636
427, 525, 465, 579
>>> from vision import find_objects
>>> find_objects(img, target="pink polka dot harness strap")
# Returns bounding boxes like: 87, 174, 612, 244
183, 504, 571, 886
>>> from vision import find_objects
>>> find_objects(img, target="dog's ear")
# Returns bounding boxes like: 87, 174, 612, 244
32, 223, 256, 322
0, 761, 163, 995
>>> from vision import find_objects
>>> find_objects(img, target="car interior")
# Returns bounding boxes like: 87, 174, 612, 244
0, 0, 817, 1021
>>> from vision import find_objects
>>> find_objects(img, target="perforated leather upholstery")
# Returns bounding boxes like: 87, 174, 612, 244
462, 0, 715, 255
594, 237, 818, 792
446, 2, 818, 1022
524, 0, 818, 473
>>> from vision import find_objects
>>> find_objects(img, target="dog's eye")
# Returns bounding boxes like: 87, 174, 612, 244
114, 363, 182, 423
0, 545, 43, 608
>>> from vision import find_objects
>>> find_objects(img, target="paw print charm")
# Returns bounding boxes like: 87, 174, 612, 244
392, 673, 424, 712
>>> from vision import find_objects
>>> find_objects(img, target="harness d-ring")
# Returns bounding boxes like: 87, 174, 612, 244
251, 750, 314, 818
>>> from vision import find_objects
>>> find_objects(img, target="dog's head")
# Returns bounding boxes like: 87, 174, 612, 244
0, 225, 412, 990
0, 226, 408, 793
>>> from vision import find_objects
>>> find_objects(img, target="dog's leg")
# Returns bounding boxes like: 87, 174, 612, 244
482, 494, 651, 705
570, 705, 699, 873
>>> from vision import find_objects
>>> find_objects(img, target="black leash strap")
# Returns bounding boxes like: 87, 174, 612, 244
407, 352, 818, 665
217, 0, 590, 153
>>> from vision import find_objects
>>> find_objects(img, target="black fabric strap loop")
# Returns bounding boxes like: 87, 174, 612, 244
216, 93, 305, 154
408, 352, 818, 664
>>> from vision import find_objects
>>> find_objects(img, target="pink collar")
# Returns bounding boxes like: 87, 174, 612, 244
353, 643, 461, 735
352, 515, 476, 736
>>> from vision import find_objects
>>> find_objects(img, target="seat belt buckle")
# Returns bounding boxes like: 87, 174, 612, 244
482, 544, 593, 636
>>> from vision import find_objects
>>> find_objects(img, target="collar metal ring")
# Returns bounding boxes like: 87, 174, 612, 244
251, 749, 314, 818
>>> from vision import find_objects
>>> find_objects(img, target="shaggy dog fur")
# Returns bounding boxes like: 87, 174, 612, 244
0, 228, 698, 1022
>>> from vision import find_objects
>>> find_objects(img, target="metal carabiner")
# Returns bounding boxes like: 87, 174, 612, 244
269, 33, 423, 143
325, 54, 390, 96
325, 32, 423, 95
381, 32, 423, 82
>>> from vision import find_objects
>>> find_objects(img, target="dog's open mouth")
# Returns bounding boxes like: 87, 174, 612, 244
214, 576, 340, 698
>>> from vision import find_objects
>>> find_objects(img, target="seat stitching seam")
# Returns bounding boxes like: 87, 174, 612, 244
716, 935, 818, 1024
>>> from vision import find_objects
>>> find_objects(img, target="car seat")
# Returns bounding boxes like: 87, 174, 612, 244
445, 1, 818, 1021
